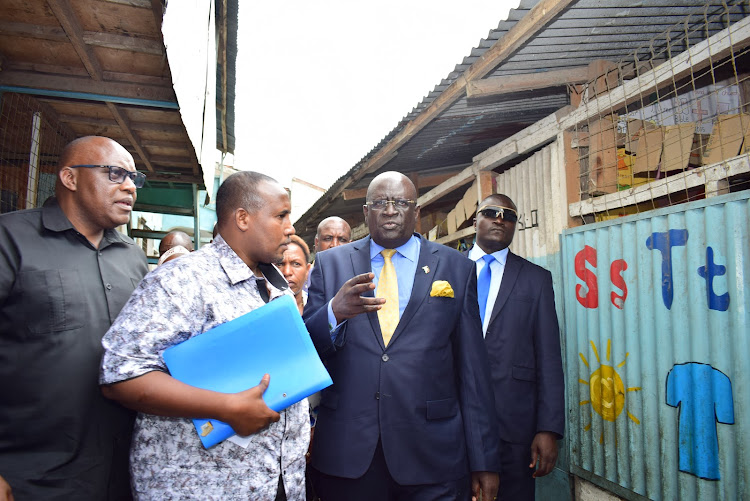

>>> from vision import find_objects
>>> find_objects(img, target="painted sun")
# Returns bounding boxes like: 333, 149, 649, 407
579, 339, 641, 444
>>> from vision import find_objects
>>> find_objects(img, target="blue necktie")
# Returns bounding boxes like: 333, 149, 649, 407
477, 254, 495, 324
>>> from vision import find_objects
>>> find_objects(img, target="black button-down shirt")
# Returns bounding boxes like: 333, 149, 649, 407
0, 198, 148, 500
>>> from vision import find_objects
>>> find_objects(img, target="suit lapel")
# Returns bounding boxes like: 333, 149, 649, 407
488, 251, 521, 326
350, 237, 384, 344
388, 236, 438, 347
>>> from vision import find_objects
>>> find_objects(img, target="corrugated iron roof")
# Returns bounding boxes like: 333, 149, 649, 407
294, 0, 750, 243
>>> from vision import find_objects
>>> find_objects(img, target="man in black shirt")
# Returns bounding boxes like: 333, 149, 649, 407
0, 136, 148, 500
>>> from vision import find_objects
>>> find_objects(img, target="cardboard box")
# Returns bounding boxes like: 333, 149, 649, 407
616, 148, 650, 190
662, 123, 696, 173
446, 209, 457, 235
623, 119, 658, 153
454, 198, 467, 227
462, 182, 478, 217
587, 115, 620, 194
703, 113, 750, 165
633, 126, 664, 175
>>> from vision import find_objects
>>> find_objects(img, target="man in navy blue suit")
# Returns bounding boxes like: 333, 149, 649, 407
303, 171, 500, 501
469, 194, 564, 501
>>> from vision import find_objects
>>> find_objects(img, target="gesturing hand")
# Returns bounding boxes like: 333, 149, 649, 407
331, 273, 385, 324
222, 374, 280, 436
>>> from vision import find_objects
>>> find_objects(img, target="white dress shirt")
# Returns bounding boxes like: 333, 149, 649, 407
468, 245, 509, 336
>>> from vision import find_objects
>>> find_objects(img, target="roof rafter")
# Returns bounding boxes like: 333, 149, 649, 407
47, 0, 158, 172
467, 65, 589, 99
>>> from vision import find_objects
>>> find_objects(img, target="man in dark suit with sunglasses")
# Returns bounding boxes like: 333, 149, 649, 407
0, 136, 148, 500
470, 194, 564, 501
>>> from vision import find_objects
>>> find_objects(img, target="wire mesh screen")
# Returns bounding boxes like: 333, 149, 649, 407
0, 93, 74, 213
572, 0, 750, 224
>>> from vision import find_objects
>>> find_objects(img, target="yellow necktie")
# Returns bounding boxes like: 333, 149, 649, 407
377, 249, 399, 346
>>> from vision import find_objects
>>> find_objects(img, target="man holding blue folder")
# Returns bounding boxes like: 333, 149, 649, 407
100, 172, 307, 500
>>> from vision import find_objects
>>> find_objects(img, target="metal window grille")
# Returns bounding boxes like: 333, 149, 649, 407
0, 93, 75, 213
572, 0, 750, 224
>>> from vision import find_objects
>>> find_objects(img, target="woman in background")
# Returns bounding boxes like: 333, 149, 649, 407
277, 235, 312, 314
276, 234, 318, 501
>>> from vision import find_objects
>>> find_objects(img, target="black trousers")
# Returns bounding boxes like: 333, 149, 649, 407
497, 439, 535, 501
309, 441, 471, 501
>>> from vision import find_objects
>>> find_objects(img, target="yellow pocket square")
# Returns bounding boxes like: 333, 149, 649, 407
430, 280, 454, 298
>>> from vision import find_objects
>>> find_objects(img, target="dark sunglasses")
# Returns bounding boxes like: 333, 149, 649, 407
477, 205, 518, 223
69, 165, 146, 188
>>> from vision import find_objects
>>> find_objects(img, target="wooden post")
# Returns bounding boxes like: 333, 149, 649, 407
410, 173, 422, 233
477, 170, 494, 205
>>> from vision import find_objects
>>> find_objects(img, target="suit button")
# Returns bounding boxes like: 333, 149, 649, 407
375, 392, 380, 400
381, 354, 389, 362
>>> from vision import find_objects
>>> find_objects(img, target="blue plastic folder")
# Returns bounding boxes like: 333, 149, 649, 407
162, 294, 332, 448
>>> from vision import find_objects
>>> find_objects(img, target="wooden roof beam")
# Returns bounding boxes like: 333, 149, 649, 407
0, 21, 163, 55
47, 0, 104, 80
7, 61, 171, 86
467, 65, 589, 99
0, 71, 177, 106
106, 102, 155, 172
57, 114, 186, 135
47, 2, 157, 173
342, 171, 459, 201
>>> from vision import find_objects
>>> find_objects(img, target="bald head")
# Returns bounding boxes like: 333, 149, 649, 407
314, 216, 351, 252
365, 171, 417, 202
364, 171, 419, 249
56, 136, 134, 189
159, 230, 194, 255
55, 136, 138, 247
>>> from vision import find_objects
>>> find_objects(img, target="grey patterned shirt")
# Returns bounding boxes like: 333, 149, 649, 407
100, 236, 309, 501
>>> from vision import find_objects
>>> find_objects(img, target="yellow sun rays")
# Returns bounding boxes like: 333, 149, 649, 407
579, 339, 641, 444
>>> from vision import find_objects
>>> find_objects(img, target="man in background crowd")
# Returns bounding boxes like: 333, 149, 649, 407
157, 230, 193, 266
0, 136, 148, 500
305, 216, 351, 292
313, 216, 351, 254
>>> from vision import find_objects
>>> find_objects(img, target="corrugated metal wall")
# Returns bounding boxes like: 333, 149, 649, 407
496, 142, 567, 264
561, 191, 750, 500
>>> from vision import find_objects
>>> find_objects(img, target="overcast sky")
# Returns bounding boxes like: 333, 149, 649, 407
233, 0, 520, 191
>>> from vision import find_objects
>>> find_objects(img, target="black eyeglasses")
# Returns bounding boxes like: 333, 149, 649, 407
477, 205, 518, 223
365, 199, 417, 210
69, 165, 146, 188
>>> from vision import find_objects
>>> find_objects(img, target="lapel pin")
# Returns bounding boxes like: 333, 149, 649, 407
422, 266, 430, 274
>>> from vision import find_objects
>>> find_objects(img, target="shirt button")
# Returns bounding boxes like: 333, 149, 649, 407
106, 283, 112, 290
98, 251, 103, 256
381, 354, 389, 362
